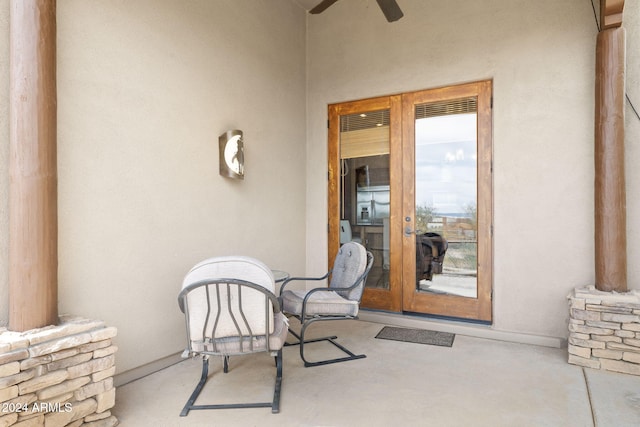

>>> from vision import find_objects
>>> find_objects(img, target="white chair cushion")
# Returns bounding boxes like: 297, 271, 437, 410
189, 312, 289, 355
281, 289, 359, 317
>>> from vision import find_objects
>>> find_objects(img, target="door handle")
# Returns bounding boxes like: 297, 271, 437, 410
404, 226, 422, 237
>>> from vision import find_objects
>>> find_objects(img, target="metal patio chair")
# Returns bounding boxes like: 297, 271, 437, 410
279, 242, 374, 367
177, 256, 288, 415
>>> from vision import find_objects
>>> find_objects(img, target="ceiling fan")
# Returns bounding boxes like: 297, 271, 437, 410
310, 0, 404, 23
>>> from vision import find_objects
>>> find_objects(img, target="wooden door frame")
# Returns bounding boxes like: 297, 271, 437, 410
328, 95, 403, 312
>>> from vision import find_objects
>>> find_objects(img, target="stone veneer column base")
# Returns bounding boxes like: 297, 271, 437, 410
0, 315, 118, 426
568, 286, 640, 376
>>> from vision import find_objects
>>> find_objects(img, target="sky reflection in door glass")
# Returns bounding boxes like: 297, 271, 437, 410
415, 113, 477, 217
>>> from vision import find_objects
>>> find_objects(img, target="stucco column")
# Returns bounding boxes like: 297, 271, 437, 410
594, 26, 626, 292
9, 0, 58, 331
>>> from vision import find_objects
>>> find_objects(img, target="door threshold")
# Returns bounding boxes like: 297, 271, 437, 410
402, 310, 492, 326
358, 309, 565, 349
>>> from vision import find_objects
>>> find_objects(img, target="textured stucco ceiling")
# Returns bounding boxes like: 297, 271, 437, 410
295, 0, 321, 12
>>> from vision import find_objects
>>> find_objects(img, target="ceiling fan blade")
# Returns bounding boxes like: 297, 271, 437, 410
375, 0, 404, 22
310, 0, 340, 14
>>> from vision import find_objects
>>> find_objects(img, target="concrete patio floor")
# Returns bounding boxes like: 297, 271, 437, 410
113, 319, 640, 426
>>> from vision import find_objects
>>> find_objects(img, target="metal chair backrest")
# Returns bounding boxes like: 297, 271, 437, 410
179, 256, 276, 342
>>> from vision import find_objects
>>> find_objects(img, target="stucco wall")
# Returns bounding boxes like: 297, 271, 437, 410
625, 2, 640, 287
305, 0, 639, 340
1, 0, 638, 374
0, 0, 307, 373
0, 1, 8, 331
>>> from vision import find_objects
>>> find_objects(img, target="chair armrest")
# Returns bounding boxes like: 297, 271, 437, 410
279, 271, 331, 296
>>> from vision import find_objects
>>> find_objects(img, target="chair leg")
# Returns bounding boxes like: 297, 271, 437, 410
286, 319, 366, 367
180, 354, 283, 416
180, 357, 209, 417
271, 348, 283, 413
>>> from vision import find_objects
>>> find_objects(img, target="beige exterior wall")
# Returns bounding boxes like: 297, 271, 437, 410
0, 2, 7, 332
626, 2, 640, 286
0, 0, 307, 373
305, 0, 640, 339
0, 0, 638, 374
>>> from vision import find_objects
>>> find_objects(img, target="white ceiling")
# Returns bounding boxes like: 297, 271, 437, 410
294, 0, 321, 12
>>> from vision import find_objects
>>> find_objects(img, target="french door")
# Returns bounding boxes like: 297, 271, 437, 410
328, 80, 492, 322
328, 95, 403, 311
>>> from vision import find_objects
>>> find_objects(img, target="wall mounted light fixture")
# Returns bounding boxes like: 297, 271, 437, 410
219, 129, 244, 179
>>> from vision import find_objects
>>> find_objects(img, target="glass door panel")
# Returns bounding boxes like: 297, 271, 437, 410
339, 108, 390, 290
342, 157, 390, 289
414, 109, 478, 299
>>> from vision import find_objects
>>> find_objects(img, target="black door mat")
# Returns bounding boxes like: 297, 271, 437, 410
375, 326, 455, 347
